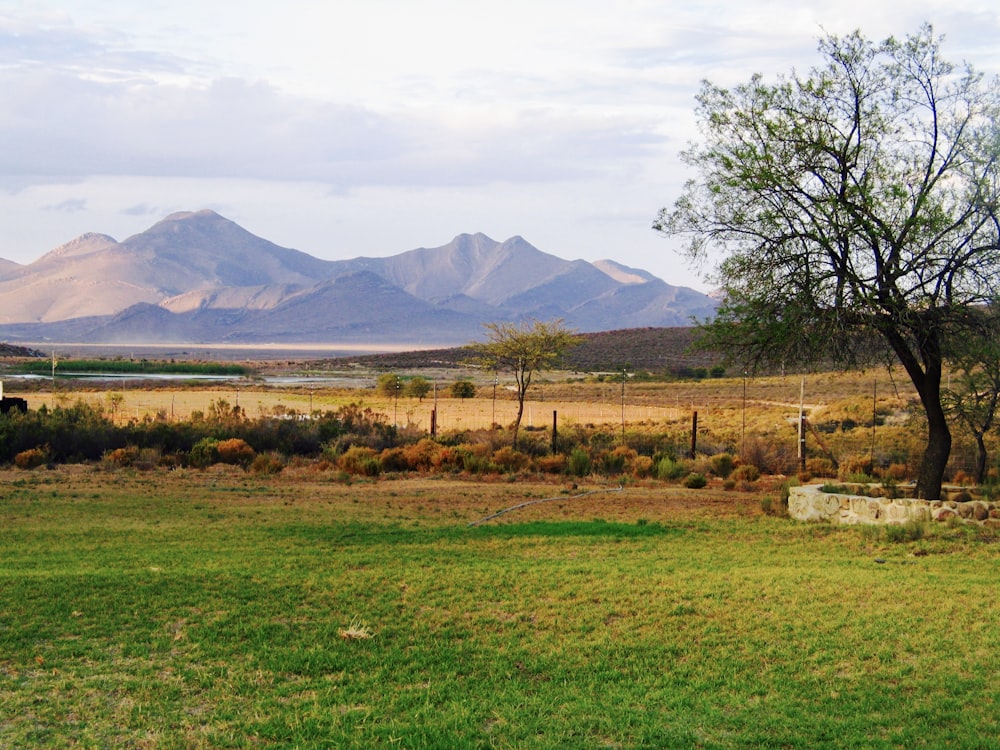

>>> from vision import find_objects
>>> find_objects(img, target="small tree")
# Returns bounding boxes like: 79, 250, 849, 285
404, 376, 431, 401
943, 307, 1000, 484
450, 380, 476, 399
467, 319, 580, 447
375, 373, 401, 398
655, 26, 1000, 500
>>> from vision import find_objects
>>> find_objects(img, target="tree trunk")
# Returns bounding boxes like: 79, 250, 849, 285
915, 400, 951, 501
974, 433, 988, 485
512, 394, 525, 449
888, 328, 950, 501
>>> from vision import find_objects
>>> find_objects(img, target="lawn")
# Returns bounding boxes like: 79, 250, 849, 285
1, 466, 998, 748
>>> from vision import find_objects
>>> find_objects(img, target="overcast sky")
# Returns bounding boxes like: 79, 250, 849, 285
2, 1, 998, 291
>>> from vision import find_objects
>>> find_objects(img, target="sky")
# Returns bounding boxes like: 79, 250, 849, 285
1, 1, 999, 292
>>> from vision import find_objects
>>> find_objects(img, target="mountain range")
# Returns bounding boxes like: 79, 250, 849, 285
0, 210, 716, 346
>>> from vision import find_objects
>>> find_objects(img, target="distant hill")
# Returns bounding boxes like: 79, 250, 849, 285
314, 327, 720, 375
0, 210, 717, 345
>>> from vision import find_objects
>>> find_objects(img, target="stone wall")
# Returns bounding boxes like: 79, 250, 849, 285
788, 483, 1000, 526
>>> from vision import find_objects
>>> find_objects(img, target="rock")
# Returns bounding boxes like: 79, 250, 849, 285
934, 507, 957, 522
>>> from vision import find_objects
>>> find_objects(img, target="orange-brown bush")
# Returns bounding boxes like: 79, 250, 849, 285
838, 454, 874, 480
805, 457, 837, 478
731, 463, 761, 483
217, 438, 255, 467
536, 454, 567, 474
14, 446, 48, 469
492, 446, 531, 472
633, 455, 655, 478
103, 446, 138, 468
882, 462, 909, 481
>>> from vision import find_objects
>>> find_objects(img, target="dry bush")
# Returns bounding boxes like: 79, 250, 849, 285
430, 446, 463, 472
731, 464, 761, 483
741, 437, 795, 475
805, 457, 837, 478
217, 438, 256, 467
882, 462, 909, 482
536, 454, 567, 474
338, 446, 381, 476
103, 446, 138, 468
14, 446, 49, 469
492, 446, 531, 472
598, 446, 638, 476
950, 469, 974, 487
403, 439, 444, 471
377, 447, 409, 472
838, 454, 874, 480
250, 453, 285, 475
633, 455, 654, 478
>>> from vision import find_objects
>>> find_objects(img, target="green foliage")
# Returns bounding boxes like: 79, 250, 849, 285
656, 25, 1000, 501
404, 376, 431, 400
885, 521, 927, 543
567, 448, 592, 477
17, 358, 253, 376
708, 452, 735, 478
449, 380, 476, 399
683, 472, 707, 489
189, 437, 220, 468
656, 456, 687, 481
375, 373, 402, 397
466, 318, 580, 446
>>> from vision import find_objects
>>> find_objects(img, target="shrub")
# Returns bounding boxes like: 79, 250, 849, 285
656, 456, 686, 481
839, 454, 874, 480
731, 464, 761, 483
189, 437, 220, 469
250, 453, 285, 475
14, 446, 48, 469
683, 472, 707, 489
742, 437, 794, 474
598, 446, 636, 476
378, 447, 409, 472
493, 446, 530, 472
217, 438, 255, 467
633, 455, 654, 478
568, 448, 592, 477
461, 452, 496, 474
536, 454, 567, 474
709, 453, 736, 479
403, 438, 444, 471
805, 457, 837, 478
339, 446, 381, 476
103, 446, 139, 468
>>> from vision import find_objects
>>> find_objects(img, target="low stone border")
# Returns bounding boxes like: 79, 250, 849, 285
788, 484, 1000, 526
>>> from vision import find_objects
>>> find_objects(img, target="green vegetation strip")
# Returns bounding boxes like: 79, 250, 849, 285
1, 474, 998, 748
15, 359, 253, 376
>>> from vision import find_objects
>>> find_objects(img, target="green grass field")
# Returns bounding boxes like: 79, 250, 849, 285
1, 467, 998, 748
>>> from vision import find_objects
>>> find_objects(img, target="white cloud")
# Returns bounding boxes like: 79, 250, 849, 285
0, 0, 997, 293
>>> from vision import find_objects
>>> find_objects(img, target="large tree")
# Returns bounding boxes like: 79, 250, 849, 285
655, 25, 1000, 499
467, 319, 580, 448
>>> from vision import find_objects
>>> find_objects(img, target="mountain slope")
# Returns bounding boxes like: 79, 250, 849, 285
0, 210, 717, 344
0, 211, 337, 323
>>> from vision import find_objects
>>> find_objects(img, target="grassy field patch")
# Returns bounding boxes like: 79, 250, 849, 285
1, 468, 998, 748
